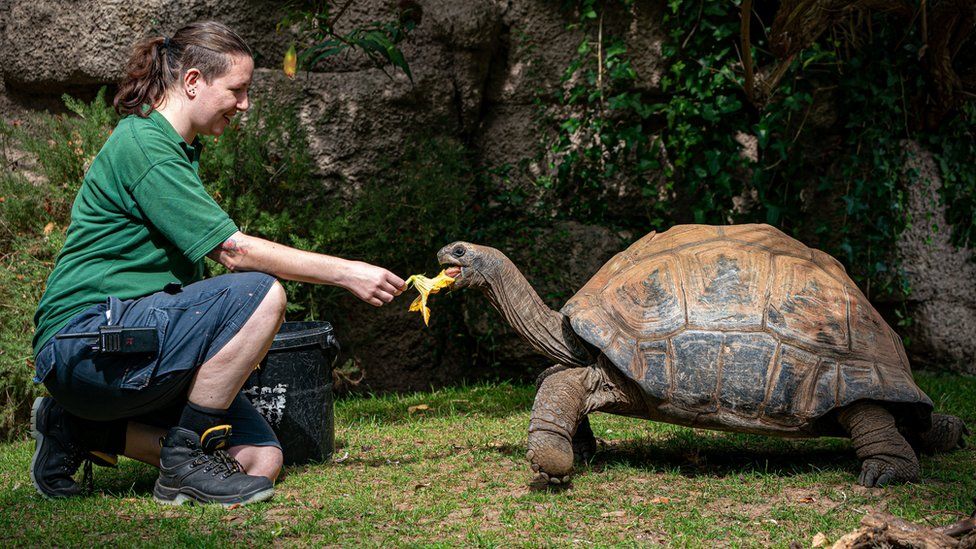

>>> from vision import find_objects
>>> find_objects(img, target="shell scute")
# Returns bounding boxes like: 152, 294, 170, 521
682, 244, 770, 330
634, 339, 670, 399
717, 333, 776, 417
766, 255, 849, 350
763, 344, 820, 420
670, 331, 722, 412
849, 297, 901, 364
599, 255, 686, 338
807, 359, 839, 419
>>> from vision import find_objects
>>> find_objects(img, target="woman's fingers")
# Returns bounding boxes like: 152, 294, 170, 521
386, 273, 407, 293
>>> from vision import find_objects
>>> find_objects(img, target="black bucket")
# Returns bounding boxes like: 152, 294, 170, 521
241, 321, 339, 465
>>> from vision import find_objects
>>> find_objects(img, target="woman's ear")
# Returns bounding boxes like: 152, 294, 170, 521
183, 68, 201, 97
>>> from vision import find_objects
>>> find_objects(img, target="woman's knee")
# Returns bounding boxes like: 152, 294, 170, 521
261, 279, 287, 317
230, 444, 284, 481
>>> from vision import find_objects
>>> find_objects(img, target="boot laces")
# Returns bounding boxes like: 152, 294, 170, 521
187, 445, 245, 478
62, 439, 95, 494
212, 450, 245, 478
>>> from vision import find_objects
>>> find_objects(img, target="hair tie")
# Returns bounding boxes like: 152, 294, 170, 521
162, 37, 171, 50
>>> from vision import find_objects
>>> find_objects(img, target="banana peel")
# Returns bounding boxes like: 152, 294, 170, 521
404, 270, 455, 326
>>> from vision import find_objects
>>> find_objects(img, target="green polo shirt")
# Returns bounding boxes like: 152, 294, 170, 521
32, 110, 238, 355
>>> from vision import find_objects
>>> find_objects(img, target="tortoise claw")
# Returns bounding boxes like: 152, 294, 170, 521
857, 457, 918, 488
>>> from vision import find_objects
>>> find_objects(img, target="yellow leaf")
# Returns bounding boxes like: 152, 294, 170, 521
811, 532, 827, 547
283, 43, 298, 79
407, 404, 430, 414
404, 270, 455, 326
43, 222, 55, 235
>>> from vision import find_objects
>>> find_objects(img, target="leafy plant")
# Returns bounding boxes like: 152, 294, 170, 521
280, 0, 420, 81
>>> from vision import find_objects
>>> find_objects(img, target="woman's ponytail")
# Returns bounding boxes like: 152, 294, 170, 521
113, 21, 251, 117
113, 36, 179, 117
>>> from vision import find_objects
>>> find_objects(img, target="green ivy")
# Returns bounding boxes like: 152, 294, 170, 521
541, 0, 976, 302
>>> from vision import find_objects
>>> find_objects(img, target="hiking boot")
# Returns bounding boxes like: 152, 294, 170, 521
30, 396, 118, 498
153, 426, 274, 506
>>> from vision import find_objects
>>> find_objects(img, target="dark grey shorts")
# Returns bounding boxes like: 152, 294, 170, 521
35, 272, 281, 449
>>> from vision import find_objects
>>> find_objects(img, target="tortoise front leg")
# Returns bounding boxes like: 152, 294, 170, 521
528, 363, 639, 486
535, 365, 597, 463
839, 402, 920, 487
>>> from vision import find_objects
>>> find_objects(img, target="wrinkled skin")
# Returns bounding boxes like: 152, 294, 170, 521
437, 241, 968, 488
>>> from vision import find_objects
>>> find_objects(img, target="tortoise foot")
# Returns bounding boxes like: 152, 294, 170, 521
913, 414, 970, 454
527, 429, 574, 485
857, 456, 919, 487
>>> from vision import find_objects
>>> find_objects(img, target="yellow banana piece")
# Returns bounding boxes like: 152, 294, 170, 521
404, 270, 455, 326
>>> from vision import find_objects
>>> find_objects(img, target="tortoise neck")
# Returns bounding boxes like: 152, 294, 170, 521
482, 256, 592, 367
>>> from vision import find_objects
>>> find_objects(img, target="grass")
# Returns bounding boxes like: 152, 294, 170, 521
1, 371, 974, 547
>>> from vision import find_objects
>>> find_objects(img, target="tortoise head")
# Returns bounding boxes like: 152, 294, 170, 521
436, 241, 504, 290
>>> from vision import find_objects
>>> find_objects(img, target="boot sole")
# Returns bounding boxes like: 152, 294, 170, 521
29, 396, 51, 498
152, 480, 275, 507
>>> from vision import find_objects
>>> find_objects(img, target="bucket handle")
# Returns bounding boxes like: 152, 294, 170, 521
321, 334, 341, 367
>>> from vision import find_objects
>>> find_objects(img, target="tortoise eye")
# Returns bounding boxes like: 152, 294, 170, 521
452, 246, 465, 258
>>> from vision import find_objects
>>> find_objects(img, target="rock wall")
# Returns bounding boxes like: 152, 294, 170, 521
897, 140, 976, 372
1, 0, 973, 388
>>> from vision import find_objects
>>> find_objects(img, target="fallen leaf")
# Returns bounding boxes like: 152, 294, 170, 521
414, 482, 431, 491
649, 496, 671, 504
333, 451, 350, 463
43, 222, 55, 235
283, 43, 298, 79
601, 510, 627, 518
811, 532, 827, 547
798, 497, 814, 503
408, 404, 430, 414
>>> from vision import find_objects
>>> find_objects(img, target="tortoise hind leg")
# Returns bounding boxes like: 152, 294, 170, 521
535, 365, 597, 463
839, 402, 920, 487
572, 416, 597, 462
528, 363, 639, 486
904, 413, 969, 455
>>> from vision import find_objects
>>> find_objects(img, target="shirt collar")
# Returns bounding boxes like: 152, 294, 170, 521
147, 108, 203, 158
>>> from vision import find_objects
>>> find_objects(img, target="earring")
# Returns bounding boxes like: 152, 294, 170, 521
189, 87, 196, 96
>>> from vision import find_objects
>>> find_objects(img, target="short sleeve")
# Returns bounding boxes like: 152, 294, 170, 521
130, 160, 239, 263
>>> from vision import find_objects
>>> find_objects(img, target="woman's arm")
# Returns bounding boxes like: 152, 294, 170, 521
207, 231, 405, 306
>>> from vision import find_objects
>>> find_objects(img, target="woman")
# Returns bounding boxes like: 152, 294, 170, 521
29, 21, 405, 506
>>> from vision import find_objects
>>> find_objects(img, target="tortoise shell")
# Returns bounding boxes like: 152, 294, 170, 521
561, 224, 932, 436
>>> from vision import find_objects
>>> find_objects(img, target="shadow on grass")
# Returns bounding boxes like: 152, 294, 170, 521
491, 435, 860, 482
590, 438, 859, 479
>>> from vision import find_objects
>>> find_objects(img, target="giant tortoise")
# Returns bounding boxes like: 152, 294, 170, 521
437, 224, 967, 487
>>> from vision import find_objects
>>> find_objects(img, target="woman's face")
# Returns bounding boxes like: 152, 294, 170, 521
188, 54, 254, 138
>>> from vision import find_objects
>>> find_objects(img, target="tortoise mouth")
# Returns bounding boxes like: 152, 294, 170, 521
438, 256, 463, 281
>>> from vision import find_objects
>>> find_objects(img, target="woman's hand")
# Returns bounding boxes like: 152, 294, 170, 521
340, 261, 407, 307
